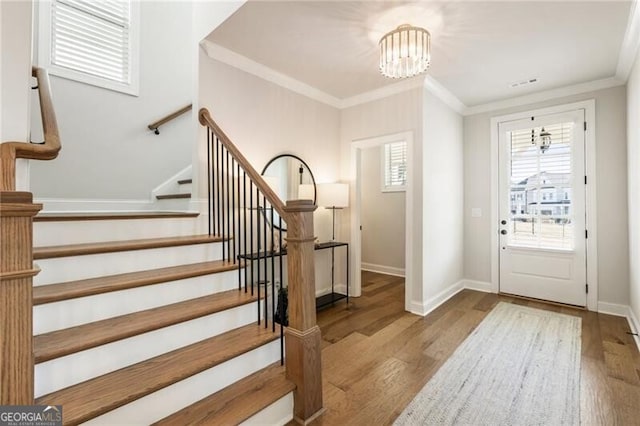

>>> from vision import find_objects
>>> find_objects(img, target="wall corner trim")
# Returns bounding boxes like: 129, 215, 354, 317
412, 280, 465, 317
616, 0, 640, 81
627, 305, 640, 351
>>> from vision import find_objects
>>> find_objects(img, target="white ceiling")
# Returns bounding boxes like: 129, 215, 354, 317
207, 1, 632, 107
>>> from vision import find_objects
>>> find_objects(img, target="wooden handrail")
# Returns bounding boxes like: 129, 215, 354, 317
148, 104, 192, 135
199, 108, 288, 220
0, 66, 61, 191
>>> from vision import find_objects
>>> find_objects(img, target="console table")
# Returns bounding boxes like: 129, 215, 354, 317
238, 241, 349, 310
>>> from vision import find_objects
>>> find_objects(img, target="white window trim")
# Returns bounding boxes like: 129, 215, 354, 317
380, 140, 407, 193
37, 0, 140, 96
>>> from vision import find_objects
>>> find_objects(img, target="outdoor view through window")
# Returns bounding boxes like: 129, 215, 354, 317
509, 122, 574, 250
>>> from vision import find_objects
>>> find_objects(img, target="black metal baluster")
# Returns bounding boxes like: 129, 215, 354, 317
234, 162, 239, 264
263, 194, 268, 329
226, 150, 231, 262
207, 129, 211, 236
243, 172, 248, 293
221, 146, 226, 261
249, 181, 254, 296
216, 137, 221, 237
279, 216, 284, 365
271, 205, 275, 332
256, 186, 261, 325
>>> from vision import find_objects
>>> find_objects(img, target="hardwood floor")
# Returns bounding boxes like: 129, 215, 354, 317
303, 271, 640, 426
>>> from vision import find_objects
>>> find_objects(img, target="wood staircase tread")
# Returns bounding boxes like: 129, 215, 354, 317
34, 211, 199, 221
33, 234, 223, 259
177, 179, 192, 185
156, 193, 191, 200
153, 362, 294, 426
34, 289, 256, 363
36, 324, 278, 426
33, 260, 240, 305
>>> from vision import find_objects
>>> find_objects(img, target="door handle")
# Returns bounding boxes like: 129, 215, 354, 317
500, 230, 507, 235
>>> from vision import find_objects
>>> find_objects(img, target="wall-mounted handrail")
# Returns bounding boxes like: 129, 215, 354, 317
0, 66, 61, 191
148, 104, 192, 135
199, 108, 288, 220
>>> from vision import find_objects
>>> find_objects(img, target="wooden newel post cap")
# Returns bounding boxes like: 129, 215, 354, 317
284, 199, 317, 213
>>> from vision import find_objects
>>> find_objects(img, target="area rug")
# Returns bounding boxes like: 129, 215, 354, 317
394, 302, 581, 426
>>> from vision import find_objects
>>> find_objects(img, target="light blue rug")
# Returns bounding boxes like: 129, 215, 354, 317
395, 302, 582, 425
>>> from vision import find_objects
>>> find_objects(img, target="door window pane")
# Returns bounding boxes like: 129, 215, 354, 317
508, 122, 574, 249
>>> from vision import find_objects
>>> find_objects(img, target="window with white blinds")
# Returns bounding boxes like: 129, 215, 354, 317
508, 121, 574, 249
39, 0, 139, 95
382, 141, 407, 191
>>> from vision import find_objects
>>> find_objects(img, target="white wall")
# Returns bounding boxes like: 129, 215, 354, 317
422, 91, 465, 305
360, 146, 406, 272
30, 1, 194, 201
627, 52, 640, 325
1, 0, 33, 190
464, 85, 629, 306
340, 87, 423, 304
198, 53, 342, 294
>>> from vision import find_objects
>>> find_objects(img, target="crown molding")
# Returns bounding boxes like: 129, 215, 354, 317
201, 39, 467, 113
424, 76, 467, 114
340, 77, 425, 109
463, 76, 625, 116
616, 0, 640, 81
201, 40, 343, 108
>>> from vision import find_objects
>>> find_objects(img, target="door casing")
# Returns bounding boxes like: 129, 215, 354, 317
490, 100, 598, 310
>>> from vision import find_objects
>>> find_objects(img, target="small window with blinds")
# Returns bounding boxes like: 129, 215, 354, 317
508, 122, 574, 250
39, 0, 139, 95
382, 141, 407, 192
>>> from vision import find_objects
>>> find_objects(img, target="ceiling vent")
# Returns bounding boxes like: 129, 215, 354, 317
509, 78, 539, 89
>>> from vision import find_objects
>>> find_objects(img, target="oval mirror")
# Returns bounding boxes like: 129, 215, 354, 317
261, 154, 316, 231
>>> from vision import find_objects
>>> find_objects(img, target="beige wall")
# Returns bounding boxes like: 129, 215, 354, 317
199, 54, 342, 295
340, 86, 464, 312
423, 91, 465, 303
30, 1, 195, 200
627, 52, 640, 323
360, 146, 406, 272
464, 85, 629, 305
340, 88, 423, 303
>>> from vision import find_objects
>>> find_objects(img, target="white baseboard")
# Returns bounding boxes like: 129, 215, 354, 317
410, 280, 464, 317
361, 262, 405, 277
462, 280, 494, 293
597, 301, 630, 317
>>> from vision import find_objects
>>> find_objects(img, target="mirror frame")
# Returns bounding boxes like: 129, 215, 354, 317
261, 154, 317, 231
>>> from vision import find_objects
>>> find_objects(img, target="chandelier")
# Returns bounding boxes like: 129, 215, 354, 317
379, 24, 431, 79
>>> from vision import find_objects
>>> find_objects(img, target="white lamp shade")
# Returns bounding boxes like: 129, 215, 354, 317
298, 184, 315, 201
317, 183, 349, 208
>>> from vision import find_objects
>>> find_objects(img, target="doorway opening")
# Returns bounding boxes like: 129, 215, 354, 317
351, 132, 413, 312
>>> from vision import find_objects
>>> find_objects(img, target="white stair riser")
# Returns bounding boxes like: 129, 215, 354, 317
34, 217, 206, 246
34, 243, 223, 286
35, 302, 261, 397
34, 270, 241, 334
241, 393, 294, 426
82, 340, 281, 425
155, 197, 193, 211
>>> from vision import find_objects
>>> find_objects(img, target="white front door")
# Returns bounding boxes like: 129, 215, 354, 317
498, 109, 587, 306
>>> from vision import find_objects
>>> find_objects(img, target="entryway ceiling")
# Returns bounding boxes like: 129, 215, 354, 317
207, 1, 632, 107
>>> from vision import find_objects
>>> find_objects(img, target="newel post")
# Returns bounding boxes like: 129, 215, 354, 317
0, 192, 41, 404
283, 199, 324, 423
